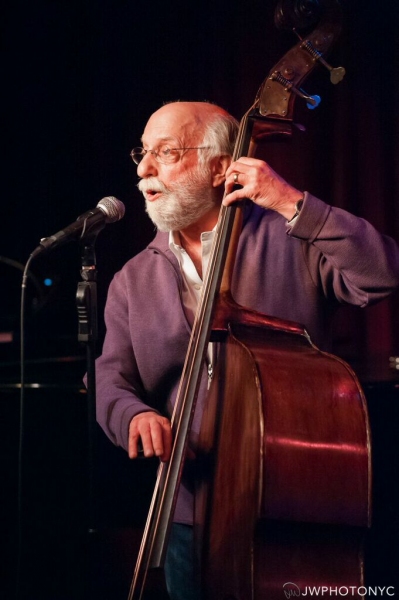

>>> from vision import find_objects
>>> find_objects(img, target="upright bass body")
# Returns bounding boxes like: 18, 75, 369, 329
195, 299, 371, 600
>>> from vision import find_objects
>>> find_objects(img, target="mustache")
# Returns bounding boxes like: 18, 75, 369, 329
137, 177, 169, 194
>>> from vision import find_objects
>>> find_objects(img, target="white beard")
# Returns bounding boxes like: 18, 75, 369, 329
138, 165, 218, 232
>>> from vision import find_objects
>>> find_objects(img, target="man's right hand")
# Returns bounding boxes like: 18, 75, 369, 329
128, 411, 172, 462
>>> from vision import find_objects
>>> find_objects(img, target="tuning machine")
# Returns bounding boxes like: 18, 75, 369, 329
299, 36, 345, 84
270, 70, 321, 110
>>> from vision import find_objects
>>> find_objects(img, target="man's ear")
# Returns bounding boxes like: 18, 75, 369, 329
210, 155, 232, 188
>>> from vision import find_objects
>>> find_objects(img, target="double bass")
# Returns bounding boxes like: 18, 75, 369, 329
130, 1, 371, 598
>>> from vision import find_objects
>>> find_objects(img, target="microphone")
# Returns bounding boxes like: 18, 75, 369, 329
31, 196, 125, 257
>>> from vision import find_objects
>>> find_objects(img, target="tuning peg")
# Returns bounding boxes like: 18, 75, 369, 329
302, 91, 321, 110
301, 39, 346, 84
270, 71, 321, 110
328, 66, 346, 85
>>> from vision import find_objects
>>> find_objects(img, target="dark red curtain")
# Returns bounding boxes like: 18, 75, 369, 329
204, 0, 399, 374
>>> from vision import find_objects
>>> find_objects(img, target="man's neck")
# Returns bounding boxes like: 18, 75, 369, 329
176, 207, 219, 278
178, 205, 219, 242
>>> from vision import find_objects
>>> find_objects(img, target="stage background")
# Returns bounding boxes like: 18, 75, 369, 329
1, 1, 398, 599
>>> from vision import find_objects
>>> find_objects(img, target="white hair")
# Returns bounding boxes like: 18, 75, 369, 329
199, 110, 239, 165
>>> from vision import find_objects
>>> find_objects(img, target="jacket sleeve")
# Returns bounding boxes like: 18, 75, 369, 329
286, 192, 399, 306
94, 269, 156, 451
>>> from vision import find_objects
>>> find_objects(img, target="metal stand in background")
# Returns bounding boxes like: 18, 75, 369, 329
76, 238, 99, 535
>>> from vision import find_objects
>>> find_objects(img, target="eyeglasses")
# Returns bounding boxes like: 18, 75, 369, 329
130, 144, 210, 165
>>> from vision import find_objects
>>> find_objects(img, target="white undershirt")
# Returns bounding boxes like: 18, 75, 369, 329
169, 229, 216, 383
169, 229, 215, 327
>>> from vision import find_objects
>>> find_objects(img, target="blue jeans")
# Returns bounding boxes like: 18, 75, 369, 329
164, 523, 200, 600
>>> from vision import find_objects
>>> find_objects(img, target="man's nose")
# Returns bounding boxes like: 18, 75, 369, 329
137, 152, 158, 178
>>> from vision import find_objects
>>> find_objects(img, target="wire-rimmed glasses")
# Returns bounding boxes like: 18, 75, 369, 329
130, 144, 210, 165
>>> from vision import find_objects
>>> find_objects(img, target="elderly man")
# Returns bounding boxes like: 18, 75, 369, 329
94, 101, 399, 599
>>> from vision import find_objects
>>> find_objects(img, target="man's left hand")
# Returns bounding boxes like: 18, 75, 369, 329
224, 157, 303, 221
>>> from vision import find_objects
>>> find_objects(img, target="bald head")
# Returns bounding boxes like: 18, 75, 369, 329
147, 101, 231, 137
142, 101, 239, 162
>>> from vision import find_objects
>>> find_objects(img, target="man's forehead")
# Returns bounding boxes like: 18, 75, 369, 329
142, 104, 204, 144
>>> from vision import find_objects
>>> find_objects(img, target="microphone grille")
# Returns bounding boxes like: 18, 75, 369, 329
97, 196, 126, 222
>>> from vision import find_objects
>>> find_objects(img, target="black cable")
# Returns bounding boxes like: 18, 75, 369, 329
16, 253, 35, 600
0, 256, 45, 308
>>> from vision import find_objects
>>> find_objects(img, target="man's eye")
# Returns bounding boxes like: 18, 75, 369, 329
159, 146, 172, 156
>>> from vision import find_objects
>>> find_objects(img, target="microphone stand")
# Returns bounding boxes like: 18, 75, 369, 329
76, 235, 100, 591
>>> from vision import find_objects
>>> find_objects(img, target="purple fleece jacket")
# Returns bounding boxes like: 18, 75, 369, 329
95, 192, 399, 524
